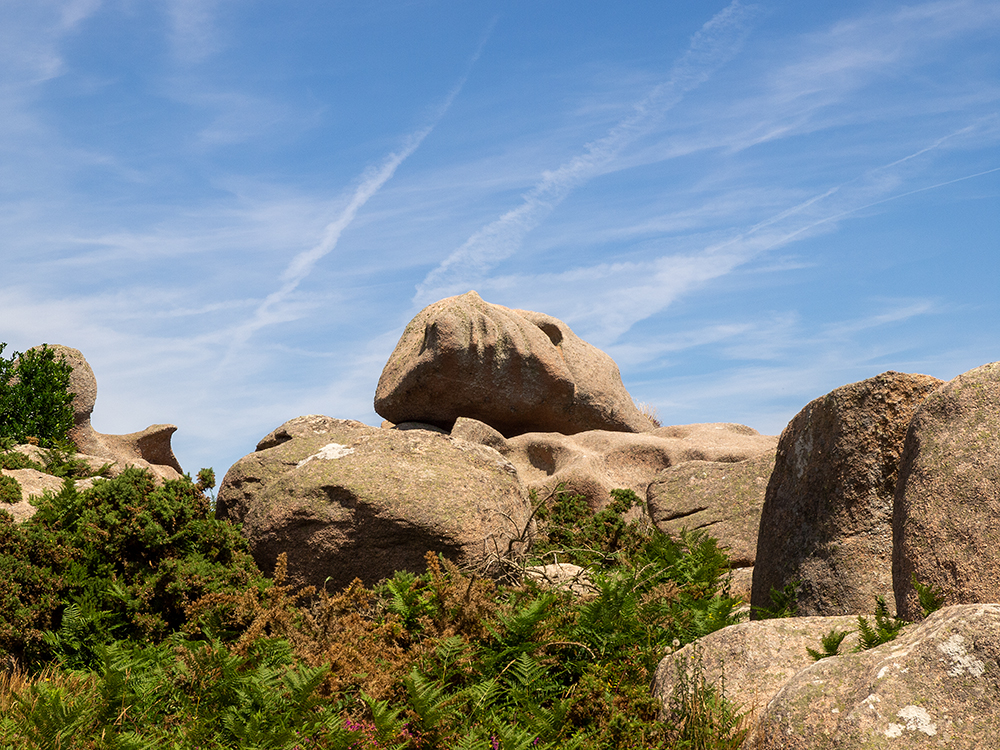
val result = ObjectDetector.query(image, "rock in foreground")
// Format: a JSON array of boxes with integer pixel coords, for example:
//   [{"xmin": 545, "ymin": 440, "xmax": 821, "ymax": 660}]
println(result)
[
  {"xmin": 753, "ymin": 604, "xmax": 1000, "ymax": 749},
  {"xmin": 654, "ymin": 613, "xmax": 862, "ymax": 732},
  {"xmin": 751, "ymin": 371, "xmax": 941, "ymax": 617},
  {"xmin": 894, "ymin": 362, "xmax": 1000, "ymax": 620},
  {"xmin": 216, "ymin": 415, "xmax": 533, "ymax": 590}
]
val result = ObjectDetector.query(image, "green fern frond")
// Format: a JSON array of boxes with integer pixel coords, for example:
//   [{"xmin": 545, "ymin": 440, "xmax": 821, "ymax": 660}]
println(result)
[
  {"xmin": 855, "ymin": 597, "xmax": 907, "ymax": 651},
  {"xmin": 404, "ymin": 666, "xmax": 458, "ymax": 736},
  {"xmin": 912, "ymin": 574, "xmax": 945, "ymax": 618},
  {"xmin": 807, "ymin": 628, "xmax": 851, "ymax": 661}
]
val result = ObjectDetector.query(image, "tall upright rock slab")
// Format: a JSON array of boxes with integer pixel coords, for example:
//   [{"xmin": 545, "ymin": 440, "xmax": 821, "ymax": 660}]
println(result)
[
  {"xmin": 752, "ymin": 372, "xmax": 942, "ymax": 617},
  {"xmin": 893, "ymin": 362, "xmax": 1000, "ymax": 620},
  {"xmin": 374, "ymin": 291, "xmax": 651, "ymax": 436}
]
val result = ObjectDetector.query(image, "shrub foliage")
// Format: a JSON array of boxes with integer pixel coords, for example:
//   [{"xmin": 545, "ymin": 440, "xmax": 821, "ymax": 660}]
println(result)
[
  {"xmin": 0, "ymin": 344, "xmax": 75, "ymax": 448},
  {"xmin": 0, "ymin": 471, "xmax": 749, "ymax": 748}
]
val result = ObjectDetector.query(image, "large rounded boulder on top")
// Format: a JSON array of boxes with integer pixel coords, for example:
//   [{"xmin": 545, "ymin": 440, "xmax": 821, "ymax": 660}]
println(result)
[
  {"xmin": 893, "ymin": 362, "xmax": 1000, "ymax": 620},
  {"xmin": 751, "ymin": 604, "xmax": 1000, "ymax": 749},
  {"xmin": 215, "ymin": 415, "xmax": 533, "ymax": 590},
  {"xmin": 647, "ymin": 449, "xmax": 776, "ymax": 567},
  {"xmin": 751, "ymin": 372, "xmax": 942, "ymax": 618},
  {"xmin": 374, "ymin": 291, "xmax": 651, "ymax": 436}
]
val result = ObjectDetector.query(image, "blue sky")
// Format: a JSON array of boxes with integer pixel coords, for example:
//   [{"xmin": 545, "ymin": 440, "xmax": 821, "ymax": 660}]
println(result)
[{"xmin": 2, "ymin": 0, "xmax": 998, "ymax": 478}]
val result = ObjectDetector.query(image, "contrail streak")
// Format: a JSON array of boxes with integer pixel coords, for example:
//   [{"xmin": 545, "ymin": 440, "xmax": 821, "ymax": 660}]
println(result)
[
  {"xmin": 219, "ymin": 23, "xmax": 495, "ymax": 366},
  {"xmin": 415, "ymin": 0, "xmax": 760, "ymax": 304}
]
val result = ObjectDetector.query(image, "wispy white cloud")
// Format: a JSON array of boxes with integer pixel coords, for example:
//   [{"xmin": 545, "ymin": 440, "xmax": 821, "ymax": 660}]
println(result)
[
  {"xmin": 165, "ymin": 0, "xmax": 222, "ymax": 65},
  {"xmin": 414, "ymin": 0, "xmax": 761, "ymax": 304},
  {"xmin": 469, "ymin": 125, "xmax": 998, "ymax": 347}
]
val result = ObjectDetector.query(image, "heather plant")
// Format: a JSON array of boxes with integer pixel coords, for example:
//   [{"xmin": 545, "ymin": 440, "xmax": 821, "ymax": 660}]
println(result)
[{"xmin": 0, "ymin": 344, "xmax": 75, "ymax": 449}]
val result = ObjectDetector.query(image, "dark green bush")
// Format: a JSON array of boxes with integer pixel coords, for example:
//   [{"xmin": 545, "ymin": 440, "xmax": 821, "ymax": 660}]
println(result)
[
  {"xmin": 0, "ymin": 344, "xmax": 75, "ymax": 448},
  {"xmin": 1, "ymin": 468, "xmax": 268, "ymax": 671},
  {"xmin": 0, "ymin": 475, "xmax": 21, "ymax": 504},
  {"xmin": 0, "ymin": 512, "xmax": 68, "ymax": 664}
]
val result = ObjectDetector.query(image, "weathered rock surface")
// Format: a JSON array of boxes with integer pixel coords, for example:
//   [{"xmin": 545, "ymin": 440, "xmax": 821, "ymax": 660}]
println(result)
[
  {"xmin": 29, "ymin": 345, "xmax": 183, "ymax": 483},
  {"xmin": 0, "ymin": 468, "xmax": 98, "ymax": 523},
  {"xmin": 893, "ymin": 362, "xmax": 1000, "ymax": 620},
  {"xmin": 654, "ymin": 614, "xmax": 862, "ymax": 730},
  {"xmin": 752, "ymin": 604, "xmax": 1000, "ymax": 749},
  {"xmin": 374, "ymin": 291, "xmax": 651, "ymax": 436},
  {"xmin": 752, "ymin": 372, "xmax": 942, "ymax": 618},
  {"xmin": 454, "ymin": 417, "xmax": 776, "ymax": 515},
  {"xmin": 216, "ymin": 415, "xmax": 533, "ymax": 590},
  {"xmin": 647, "ymin": 451, "xmax": 776, "ymax": 567}
]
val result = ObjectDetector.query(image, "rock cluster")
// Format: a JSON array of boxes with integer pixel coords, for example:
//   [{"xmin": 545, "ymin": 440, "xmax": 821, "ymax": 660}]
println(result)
[
  {"xmin": 1, "ymin": 346, "xmax": 184, "ymax": 522},
  {"xmin": 221, "ymin": 292, "xmax": 779, "ymax": 589},
  {"xmin": 655, "ymin": 604, "xmax": 1000, "ymax": 749},
  {"xmin": 10, "ymin": 295, "xmax": 1000, "ymax": 747},
  {"xmin": 32, "ymin": 345, "xmax": 183, "ymax": 483}
]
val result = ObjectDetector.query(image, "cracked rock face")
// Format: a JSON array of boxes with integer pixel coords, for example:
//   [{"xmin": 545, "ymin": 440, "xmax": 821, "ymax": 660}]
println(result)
[
  {"xmin": 751, "ymin": 371, "xmax": 942, "ymax": 618},
  {"xmin": 893, "ymin": 361, "xmax": 1000, "ymax": 620},
  {"xmin": 216, "ymin": 415, "xmax": 533, "ymax": 590},
  {"xmin": 647, "ymin": 450, "xmax": 775, "ymax": 567}
]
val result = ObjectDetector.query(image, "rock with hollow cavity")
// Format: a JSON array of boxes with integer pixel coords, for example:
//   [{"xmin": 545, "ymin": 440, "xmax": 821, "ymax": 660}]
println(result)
[
  {"xmin": 25, "ymin": 345, "xmax": 183, "ymax": 482},
  {"xmin": 215, "ymin": 415, "xmax": 533, "ymax": 590},
  {"xmin": 456, "ymin": 419, "xmax": 775, "ymax": 519},
  {"xmin": 374, "ymin": 291, "xmax": 652, "ymax": 436}
]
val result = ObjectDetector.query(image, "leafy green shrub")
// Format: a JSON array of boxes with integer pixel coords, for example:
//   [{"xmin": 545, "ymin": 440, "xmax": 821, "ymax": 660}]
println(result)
[
  {"xmin": 1, "ymin": 484, "xmax": 751, "ymax": 747},
  {"xmin": 39, "ymin": 443, "xmax": 112, "ymax": 480},
  {"xmin": 0, "ymin": 475, "xmax": 21, "ymax": 504},
  {"xmin": 0, "ymin": 513, "xmax": 68, "ymax": 665},
  {"xmin": 0, "ymin": 344, "xmax": 75, "ymax": 449},
  {"xmin": 1, "ymin": 469, "xmax": 268, "ymax": 670},
  {"xmin": 2, "ymin": 637, "xmax": 357, "ymax": 749},
  {"xmin": 0, "ymin": 448, "xmax": 43, "ymax": 472}
]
